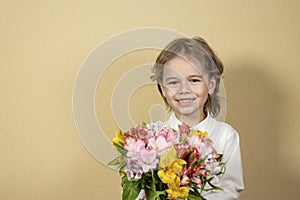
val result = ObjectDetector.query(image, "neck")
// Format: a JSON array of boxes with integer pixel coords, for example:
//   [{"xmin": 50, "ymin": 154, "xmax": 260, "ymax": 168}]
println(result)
[{"xmin": 175, "ymin": 111, "xmax": 206, "ymax": 127}]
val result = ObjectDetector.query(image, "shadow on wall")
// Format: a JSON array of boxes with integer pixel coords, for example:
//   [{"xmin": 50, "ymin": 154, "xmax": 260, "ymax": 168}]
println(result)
[{"xmin": 225, "ymin": 59, "xmax": 299, "ymax": 200}]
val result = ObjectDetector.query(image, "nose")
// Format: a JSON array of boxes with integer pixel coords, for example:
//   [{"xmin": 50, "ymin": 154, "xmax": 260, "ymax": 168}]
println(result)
[{"xmin": 179, "ymin": 80, "xmax": 191, "ymax": 94}]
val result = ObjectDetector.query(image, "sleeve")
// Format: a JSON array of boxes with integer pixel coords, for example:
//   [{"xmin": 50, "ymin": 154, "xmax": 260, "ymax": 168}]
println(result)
[{"xmin": 202, "ymin": 128, "xmax": 244, "ymax": 200}]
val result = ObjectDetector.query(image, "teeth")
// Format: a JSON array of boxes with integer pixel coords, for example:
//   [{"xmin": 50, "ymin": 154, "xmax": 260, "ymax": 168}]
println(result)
[{"xmin": 178, "ymin": 99, "xmax": 194, "ymax": 103}]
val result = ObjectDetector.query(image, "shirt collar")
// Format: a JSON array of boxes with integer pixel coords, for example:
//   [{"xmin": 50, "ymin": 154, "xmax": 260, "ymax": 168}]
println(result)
[{"xmin": 165, "ymin": 112, "xmax": 211, "ymax": 131}]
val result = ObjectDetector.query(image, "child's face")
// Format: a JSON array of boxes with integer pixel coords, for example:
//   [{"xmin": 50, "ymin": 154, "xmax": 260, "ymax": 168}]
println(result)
[{"xmin": 161, "ymin": 57, "xmax": 215, "ymax": 121}]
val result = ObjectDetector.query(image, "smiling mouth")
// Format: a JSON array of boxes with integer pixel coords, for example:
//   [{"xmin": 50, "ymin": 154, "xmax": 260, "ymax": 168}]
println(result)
[{"xmin": 176, "ymin": 98, "xmax": 196, "ymax": 105}]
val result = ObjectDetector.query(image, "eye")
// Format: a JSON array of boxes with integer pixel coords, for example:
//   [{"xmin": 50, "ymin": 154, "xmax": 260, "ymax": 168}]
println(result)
[
  {"xmin": 190, "ymin": 79, "xmax": 200, "ymax": 82},
  {"xmin": 164, "ymin": 78, "xmax": 181, "ymax": 87},
  {"xmin": 167, "ymin": 80, "xmax": 180, "ymax": 85},
  {"xmin": 189, "ymin": 78, "xmax": 202, "ymax": 84}
]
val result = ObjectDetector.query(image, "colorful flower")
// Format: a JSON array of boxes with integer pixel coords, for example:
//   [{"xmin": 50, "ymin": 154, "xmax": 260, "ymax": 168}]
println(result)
[
  {"xmin": 109, "ymin": 122, "xmax": 224, "ymax": 200},
  {"xmin": 165, "ymin": 176, "xmax": 189, "ymax": 200},
  {"xmin": 112, "ymin": 130, "xmax": 125, "ymax": 146}
]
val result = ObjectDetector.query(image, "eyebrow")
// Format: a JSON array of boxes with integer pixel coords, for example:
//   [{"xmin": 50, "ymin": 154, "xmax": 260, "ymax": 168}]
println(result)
[
  {"xmin": 164, "ymin": 77, "xmax": 178, "ymax": 81},
  {"xmin": 188, "ymin": 75, "xmax": 204, "ymax": 79},
  {"xmin": 164, "ymin": 75, "xmax": 203, "ymax": 81}
]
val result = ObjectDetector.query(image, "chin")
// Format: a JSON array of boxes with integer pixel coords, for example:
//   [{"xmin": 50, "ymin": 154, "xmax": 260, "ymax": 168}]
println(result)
[{"xmin": 176, "ymin": 108, "xmax": 199, "ymax": 116}]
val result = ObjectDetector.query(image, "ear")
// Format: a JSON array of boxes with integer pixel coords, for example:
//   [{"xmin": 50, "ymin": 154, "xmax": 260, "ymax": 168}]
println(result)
[{"xmin": 208, "ymin": 78, "xmax": 216, "ymax": 95}]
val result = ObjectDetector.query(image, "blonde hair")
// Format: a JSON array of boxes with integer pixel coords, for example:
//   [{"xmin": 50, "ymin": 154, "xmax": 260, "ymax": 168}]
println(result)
[{"xmin": 151, "ymin": 37, "xmax": 224, "ymax": 117}]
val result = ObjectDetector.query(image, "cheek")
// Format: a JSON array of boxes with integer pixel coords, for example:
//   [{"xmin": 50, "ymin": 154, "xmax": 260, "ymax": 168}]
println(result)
[
  {"xmin": 192, "ymin": 85, "xmax": 209, "ymax": 97},
  {"xmin": 162, "ymin": 85, "xmax": 176, "ymax": 97},
  {"xmin": 163, "ymin": 88, "xmax": 176, "ymax": 100}
]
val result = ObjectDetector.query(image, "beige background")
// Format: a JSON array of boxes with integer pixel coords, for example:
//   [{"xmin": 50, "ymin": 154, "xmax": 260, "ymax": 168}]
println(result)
[{"xmin": 1, "ymin": 0, "xmax": 300, "ymax": 199}]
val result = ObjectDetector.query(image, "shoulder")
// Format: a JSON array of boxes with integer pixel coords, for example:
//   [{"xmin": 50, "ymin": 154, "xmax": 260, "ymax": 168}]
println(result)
[
  {"xmin": 209, "ymin": 118, "xmax": 239, "ymax": 138},
  {"xmin": 206, "ymin": 118, "xmax": 241, "ymax": 152}
]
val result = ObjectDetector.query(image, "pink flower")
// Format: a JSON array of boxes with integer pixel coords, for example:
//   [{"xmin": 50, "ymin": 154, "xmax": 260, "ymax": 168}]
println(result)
[
  {"xmin": 179, "ymin": 123, "xmax": 190, "ymax": 135},
  {"xmin": 148, "ymin": 135, "xmax": 172, "ymax": 155},
  {"xmin": 180, "ymin": 174, "xmax": 190, "ymax": 186},
  {"xmin": 125, "ymin": 139, "xmax": 145, "ymax": 157},
  {"xmin": 124, "ymin": 138, "xmax": 159, "ymax": 178},
  {"xmin": 191, "ymin": 176, "xmax": 202, "ymax": 185},
  {"xmin": 124, "ymin": 135, "xmax": 137, "ymax": 147},
  {"xmin": 146, "ymin": 121, "xmax": 164, "ymax": 134},
  {"xmin": 165, "ymin": 129, "xmax": 180, "ymax": 143},
  {"xmin": 139, "ymin": 149, "xmax": 158, "ymax": 172},
  {"xmin": 187, "ymin": 135, "xmax": 202, "ymax": 148},
  {"xmin": 125, "ymin": 159, "xmax": 142, "ymax": 179}
]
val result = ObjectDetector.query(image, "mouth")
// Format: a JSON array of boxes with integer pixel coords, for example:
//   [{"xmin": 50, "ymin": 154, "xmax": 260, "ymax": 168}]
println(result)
[{"xmin": 176, "ymin": 98, "xmax": 196, "ymax": 106}]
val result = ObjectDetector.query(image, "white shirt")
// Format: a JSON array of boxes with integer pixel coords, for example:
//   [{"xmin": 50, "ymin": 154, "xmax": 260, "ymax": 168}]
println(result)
[{"xmin": 165, "ymin": 113, "xmax": 244, "ymax": 200}]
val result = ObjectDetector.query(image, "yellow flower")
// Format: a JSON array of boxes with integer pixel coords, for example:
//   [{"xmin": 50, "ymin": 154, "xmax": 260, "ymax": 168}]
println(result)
[
  {"xmin": 158, "ymin": 147, "xmax": 186, "ymax": 182},
  {"xmin": 158, "ymin": 148, "xmax": 188, "ymax": 199},
  {"xmin": 158, "ymin": 168, "xmax": 177, "ymax": 184},
  {"xmin": 167, "ymin": 186, "xmax": 189, "ymax": 200},
  {"xmin": 158, "ymin": 158, "xmax": 186, "ymax": 184},
  {"xmin": 159, "ymin": 146, "xmax": 177, "ymax": 168},
  {"xmin": 170, "ymin": 159, "xmax": 186, "ymax": 174},
  {"xmin": 166, "ymin": 176, "xmax": 189, "ymax": 200},
  {"xmin": 112, "ymin": 130, "xmax": 125, "ymax": 146},
  {"xmin": 190, "ymin": 130, "xmax": 207, "ymax": 137}
]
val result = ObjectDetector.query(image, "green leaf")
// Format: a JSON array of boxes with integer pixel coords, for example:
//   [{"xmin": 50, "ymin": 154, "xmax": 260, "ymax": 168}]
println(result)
[
  {"xmin": 188, "ymin": 193, "xmax": 207, "ymax": 200},
  {"xmin": 107, "ymin": 158, "xmax": 120, "ymax": 166},
  {"xmin": 199, "ymin": 176, "xmax": 206, "ymax": 192},
  {"xmin": 113, "ymin": 143, "xmax": 127, "ymax": 156},
  {"xmin": 187, "ymin": 185, "xmax": 207, "ymax": 200},
  {"xmin": 112, "ymin": 143, "xmax": 126, "ymax": 153},
  {"xmin": 206, "ymin": 181, "xmax": 223, "ymax": 191},
  {"xmin": 143, "ymin": 170, "xmax": 167, "ymax": 200},
  {"xmin": 118, "ymin": 161, "xmax": 126, "ymax": 171},
  {"xmin": 121, "ymin": 175, "xmax": 127, "ymax": 187},
  {"xmin": 107, "ymin": 155, "xmax": 123, "ymax": 166},
  {"xmin": 190, "ymin": 195, "xmax": 207, "ymax": 200},
  {"xmin": 122, "ymin": 178, "xmax": 141, "ymax": 200},
  {"xmin": 141, "ymin": 121, "xmax": 147, "ymax": 127},
  {"xmin": 145, "ymin": 188, "xmax": 165, "ymax": 200}
]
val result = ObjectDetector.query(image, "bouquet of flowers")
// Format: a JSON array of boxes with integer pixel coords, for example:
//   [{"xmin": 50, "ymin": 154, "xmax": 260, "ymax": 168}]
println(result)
[{"xmin": 108, "ymin": 121, "xmax": 224, "ymax": 200}]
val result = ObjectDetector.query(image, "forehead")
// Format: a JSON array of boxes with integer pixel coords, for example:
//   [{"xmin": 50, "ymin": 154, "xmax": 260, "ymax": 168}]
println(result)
[{"xmin": 163, "ymin": 57, "xmax": 206, "ymax": 78}]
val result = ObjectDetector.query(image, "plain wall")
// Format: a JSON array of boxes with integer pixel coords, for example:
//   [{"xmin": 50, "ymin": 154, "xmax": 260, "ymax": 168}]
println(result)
[{"xmin": 1, "ymin": 0, "xmax": 300, "ymax": 199}]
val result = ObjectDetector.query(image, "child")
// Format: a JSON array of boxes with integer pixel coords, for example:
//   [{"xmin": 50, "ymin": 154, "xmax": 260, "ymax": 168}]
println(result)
[{"xmin": 148, "ymin": 37, "xmax": 244, "ymax": 199}]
